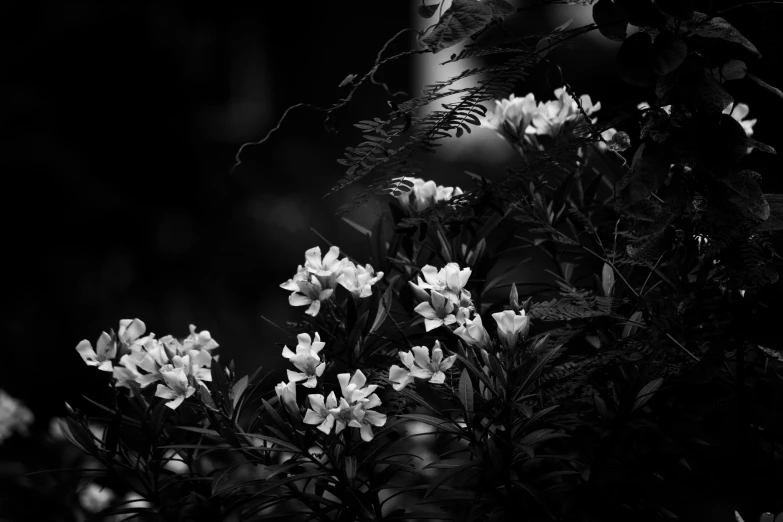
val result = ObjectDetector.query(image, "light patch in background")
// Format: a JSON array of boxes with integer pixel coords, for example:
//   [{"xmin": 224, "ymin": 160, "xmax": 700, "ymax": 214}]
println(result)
[
  {"xmin": 412, "ymin": 0, "xmax": 500, "ymax": 162},
  {"xmin": 246, "ymin": 194, "xmax": 310, "ymax": 242},
  {"xmin": 197, "ymin": 24, "xmax": 270, "ymax": 143},
  {"xmin": 157, "ymin": 213, "xmax": 194, "ymax": 255}
]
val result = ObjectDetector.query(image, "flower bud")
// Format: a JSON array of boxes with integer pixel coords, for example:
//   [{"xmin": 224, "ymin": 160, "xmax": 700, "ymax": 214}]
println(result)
[
  {"xmin": 275, "ymin": 381, "xmax": 301, "ymax": 421},
  {"xmin": 454, "ymin": 315, "xmax": 491, "ymax": 350},
  {"xmin": 492, "ymin": 310, "xmax": 531, "ymax": 350}
]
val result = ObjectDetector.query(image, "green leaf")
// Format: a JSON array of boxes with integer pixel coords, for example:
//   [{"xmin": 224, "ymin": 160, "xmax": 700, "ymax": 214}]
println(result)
[
  {"xmin": 415, "ymin": 378, "xmax": 456, "ymax": 413},
  {"xmin": 422, "ymin": 461, "xmax": 480, "ymax": 499},
  {"xmin": 513, "ymin": 344, "xmax": 563, "ymax": 401},
  {"xmin": 418, "ymin": 0, "xmax": 495, "ymax": 54},
  {"xmin": 396, "ymin": 414, "xmax": 465, "ymax": 435},
  {"xmin": 757, "ymin": 194, "xmax": 783, "ymax": 232},
  {"xmin": 210, "ymin": 358, "xmax": 232, "ymax": 417},
  {"xmin": 724, "ymin": 170, "xmax": 770, "ymax": 221},
  {"xmin": 615, "ymin": 142, "xmax": 669, "ymax": 209},
  {"xmin": 231, "ymin": 375, "xmax": 249, "ymax": 412},
  {"xmin": 690, "ymin": 13, "xmax": 761, "ymax": 59},
  {"xmin": 632, "ymin": 377, "xmax": 663, "ymax": 411},
  {"xmin": 652, "ymin": 32, "xmax": 687, "ymax": 75},
  {"xmin": 344, "ymin": 455, "xmax": 357, "ymax": 481},
  {"xmin": 711, "ymin": 59, "xmax": 747, "ymax": 83},
  {"xmin": 601, "ymin": 262, "xmax": 615, "ymax": 297},
  {"xmin": 369, "ymin": 285, "xmax": 392, "ymax": 335},
  {"xmin": 593, "ymin": 0, "xmax": 628, "ymax": 42},
  {"xmin": 418, "ymin": 3, "xmax": 440, "ymax": 18},
  {"xmin": 520, "ymin": 428, "xmax": 570, "ymax": 445},
  {"xmin": 621, "ymin": 310, "xmax": 644, "ymax": 339},
  {"xmin": 617, "ymin": 32, "xmax": 654, "ymax": 87},
  {"xmin": 458, "ymin": 369, "xmax": 474, "ymax": 422}
]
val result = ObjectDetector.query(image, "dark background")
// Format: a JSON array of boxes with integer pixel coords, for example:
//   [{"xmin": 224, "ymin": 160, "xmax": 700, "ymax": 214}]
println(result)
[{"xmin": 2, "ymin": 1, "xmax": 781, "ymax": 427}]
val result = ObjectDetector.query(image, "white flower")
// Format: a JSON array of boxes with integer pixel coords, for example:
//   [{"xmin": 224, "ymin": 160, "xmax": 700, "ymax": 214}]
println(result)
[
  {"xmin": 393, "ymin": 177, "xmax": 463, "ymax": 213},
  {"xmin": 117, "ymin": 318, "xmax": 146, "ymax": 347},
  {"xmin": 454, "ymin": 314, "xmax": 492, "ymax": 350},
  {"xmin": 389, "ymin": 340, "xmax": 456, "ymax": 390},
  {"xmin": 154, "ymin": 366, "xmax": 196, "ymax": 410},
  {"xmin": 337, "ymin": 262, "xmax": 384, "ymax": 298},
  {"xmin": 327, "ymin": 389, "xmax": 386, "ymax": 441},
  {"xmin": 303, "ymin": 392, "xmax": 338, "ymax": 434},
  {"xmin": 410, "ymin": 341, "xmax": 457, "ymax": 384},
  {"xmin": 0, "ymin": 390, "xmax": 34, "ymax": 443},
  {"xmin": 351, "ymin": 393, "xmax": 387, "ymax": 442},
  {"xmin": 480, "ymin": 93, "xmax": 539, "ymax": 142},
  {"xmin": 416, "ymin": 263, "xmax": 472, "ymax": 306},
  {"xmin": 182, "ymin": 324, "xmax": 219, "ymax": 351},
  {"xmin": 304, "ymin": 246, "xmax": 346, "ymax": 288},
  {"xmin": 327, "ymin": 397, "xmax": 363, "ymax": 435},
  {"xmin": 492, "ymin": 309, "xmax": 531, "ymax": 350},
  {"xmin": 530, "ymin": 87, "xmax": 601, "ymax": 138},
  {"xmin": 337, "ymin": 370, "xmax": 378, "ymax": 404},
  {"xmin": 275, "ymin": 381, "xmax": 300, "ymax": 418},
  {"xmin": 282, "ymin": 333, "xmax": 326, "ymax": 388},
  {"xmin": 414, "ymin": 290, "xmax": 460, "ymax": 332},
  {"xmin": 76, "ymin": 332, "xmax": 117, "ymax": 372},
  {"xmin": 723, "ymin": 102, "xmax": 757, "ymax": 137},
  {"xmin": 388, "ymin": 350, "xmax": 420, "ymax": 391},
  {"xmin": 281, "ymin": 272, "xmax": 334, "ymax": 317}
]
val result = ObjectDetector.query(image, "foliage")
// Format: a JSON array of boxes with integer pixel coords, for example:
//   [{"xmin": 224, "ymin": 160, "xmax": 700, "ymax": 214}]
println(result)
[{"xmin": 45, "ymin": 1, "xmax": 783, "ymax": 521}]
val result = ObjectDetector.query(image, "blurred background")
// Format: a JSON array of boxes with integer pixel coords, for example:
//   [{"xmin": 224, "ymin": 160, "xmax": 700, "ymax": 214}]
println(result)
[{"xmin": 2, "ymin": 0, "xmax": 782, "ymax": 431}]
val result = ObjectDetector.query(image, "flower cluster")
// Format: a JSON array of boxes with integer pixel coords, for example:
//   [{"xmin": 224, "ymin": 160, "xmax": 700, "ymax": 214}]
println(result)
[
  {"xmin": 281, "ymin": 246, "xmax": 383, "ymax": 317},
  {"xmin": 303, "ymin": 370, "xmax": 386, "ymax": 441},
  {"xmin": 76, "ymin": 321, "xmax": 218, "ymax": 410},
  {"xmin": 273, "ymin": 331, "xmax": 387, "ymax": 441},
  {"xmin": 409, "ymin": 262, "xmax": 475, "ymax": 331},
  {"xmin": 0, "ymin": 389, "xmax": 34, "ymax": 444},
  {"xmin": 392, "ymin": 177, "xmax": 464, "ymax": 213},
  {"xmin": 481, "ymin": 87, "xmax": 602, "ymax": 145},
  {"xmin": 388, "ymin": 341, "xmax": 457, "ymax": 391}
]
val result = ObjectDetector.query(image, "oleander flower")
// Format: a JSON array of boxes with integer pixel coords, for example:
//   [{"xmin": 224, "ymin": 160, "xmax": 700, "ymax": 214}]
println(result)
[
  {"xmin": 529, "ymin": 87, "xmax": 601, "ymax": 138},
  {"xmin": 303, "ymin": 392, "xmax": 338, "ymax": 434},
  {"xmin": 76, "ymin": 332, "xmax": 117, "ymax": 372},
  {"xmin": 480, "ymin": 93, "xmax": 539, "ymax": 143},
  {"xmin": 393, "ymin": 177, "xmax": 463, "ymax": 213},
  {"xmin": 454, "ymin": 314, "xmax": 492, "ymax": 350},
  {"xmin": 337, "ymin": 262, "xmax": 384, "ymax": 298},
  {"xmin": 182, "ymin": 324, "xmax": 219, "ymax": 351},
  {"xmin": 351, "ymin": 393, "xmax": 387, "ymax": 442},
  {"xmin": 281, "ymin": 270, "xmax": 334, "ymax": 317},
  {"xmin": 328, "ymin": 397, "xmax": 363, "ymax": 435},
  {"xmin": 414, "ymin": 290, "xmax": 461, "ymax": 332},
  {"xmin": 0, "ymin": 390, "xmax": 34, "ymax": 444},
  {"xmin": 492, "ymin": 309, "xmax": 531, "ymax": 350},
  {"xmin": 154, "ymin": 366, "xmax": 196, "ymax": 410},
  {"xmin": 723, "ymin": 102, "xmax": 757, "ymax": 136},
  {"xmin": 389, "ymin": 340, "xmax": 456, "ymax": 390},
  {"xmin": 411, "ymin": 341, "xmax": 457, "ymax": 384},
  {"xmin": 282, "ymin": 333, "xmax": 326, "ymax": 388},
  {"xmin": 275, "ymin": 381, "xmax": 300, "ymax": 418},
  {"xmin": 337, "ymin": 370, "xmax": 378, "ymax": 404},
  {"xmin": 117, "ymin": 318, "xmax": 146, "ymax": 347},
  {"xmin": 415, "ymin": 263, "xmax": 472, "ymax": 306}
]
